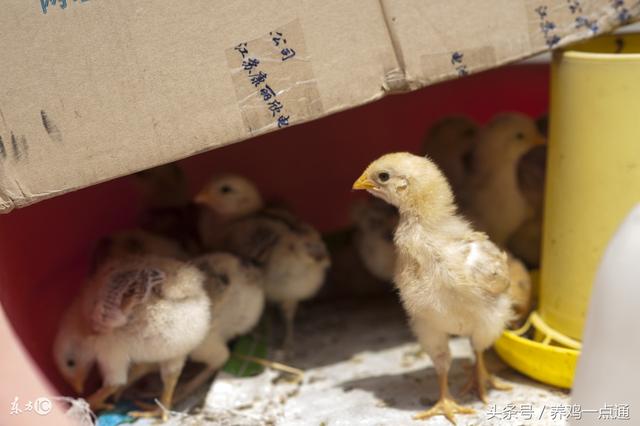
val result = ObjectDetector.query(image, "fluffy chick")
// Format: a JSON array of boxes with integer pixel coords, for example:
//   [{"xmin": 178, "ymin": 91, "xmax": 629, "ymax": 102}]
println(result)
[
  {"xmin": 351, "ymin": 197, "xmax": 398, "ymax": 282},
  {"xmin": 53, "ymin": 255, "xmax": 210, "ymax": 418},
  {"xmin": 353, "ymin": 152, "xmax": 512, "ymax": 423},
  {"xmin": 195, "ymin": 174, "xmax": 264, "ymax": 250},
  {"xmin": 507, "ymin": 144, "xmax": 547, "ymax": 268},
  {"xmin": 177, "ymin": 252, "xmax": 265, "ymax": 397},
  {"xmin": 506, "ymin": 254, "xmax": 532, "ymax": 327},
  {"xmin": 421, "ymin": 116, "xmax": 479, "ymax": 206},
  {"xmin": 465, "ymin": 113, "xmax": 545, "ymax": 247},
  {"xmin": 195, "ymin": 175, "xmax": 330, "ymax": 350}
]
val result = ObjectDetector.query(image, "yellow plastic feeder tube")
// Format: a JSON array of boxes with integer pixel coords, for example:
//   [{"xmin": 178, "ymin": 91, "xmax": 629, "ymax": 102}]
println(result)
[{"xmin": 495, "ymin": 33, "xmax": 640, "ymax": 389}]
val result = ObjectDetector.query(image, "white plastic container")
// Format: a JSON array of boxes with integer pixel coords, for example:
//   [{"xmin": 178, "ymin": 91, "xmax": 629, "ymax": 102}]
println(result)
[{"xmin": 571, "ymin": 204, "xmax": 640, "ymax": 424}]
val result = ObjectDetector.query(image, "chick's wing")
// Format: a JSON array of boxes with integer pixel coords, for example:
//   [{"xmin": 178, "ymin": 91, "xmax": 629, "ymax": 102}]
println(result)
[
  {"xmin": 90, "ymin": 267, "xmax": 165, "ymax": 333},
  {"xmin": 224, "ymin": 217, "xmax": 282, "ymax": 266},
  {"xmin": 461, "ymin": 233, "xmax": 510, "ymax": 296}
]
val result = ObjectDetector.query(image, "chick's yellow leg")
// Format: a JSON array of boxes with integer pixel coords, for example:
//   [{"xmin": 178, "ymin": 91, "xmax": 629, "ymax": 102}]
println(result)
[
  {"xmin": 114, "ymin": 363, "xmax": 156, "ymax": 402},
  {"xmin": 129, "ymin": 357, "xmax": 185, "ymax": 422},
  {"xmin": 461, "ymin": 350, "xmax": 512, "ymax": 404},
  {"xmin": 173, "ymin": 365, "xmax": 217, "ymax": 404},
  {"xmin": 86, "ymin": 385, "xmax": 120, "ymax": 411},
  {"xmin": 414, "ymin": 373, "xmax": 475, "ymax": 424},
  {"xmin": 413, "ymin": 323, "xmax": 474, "ymax": 424},
  {"xmin": 281, "ymin": 299, "xmax": 298, "ymax": 352}
]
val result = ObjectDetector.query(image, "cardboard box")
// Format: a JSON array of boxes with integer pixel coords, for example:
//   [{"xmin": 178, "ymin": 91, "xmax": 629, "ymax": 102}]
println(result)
[{"xmin": 0, "ymin": 0, "xmax": 637, "ymax": 212}]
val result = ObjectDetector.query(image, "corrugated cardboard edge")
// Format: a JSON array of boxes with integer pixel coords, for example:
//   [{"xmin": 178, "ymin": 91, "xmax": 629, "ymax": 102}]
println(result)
[{"xmin": 0, "ymin": 1, "xmax": 638, "ymax": 213}]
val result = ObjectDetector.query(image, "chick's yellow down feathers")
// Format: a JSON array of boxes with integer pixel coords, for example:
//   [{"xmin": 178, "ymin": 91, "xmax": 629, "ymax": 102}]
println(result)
[{"xmin": 353, "ymin": 152, "xmax": 512, "ymax": 423}]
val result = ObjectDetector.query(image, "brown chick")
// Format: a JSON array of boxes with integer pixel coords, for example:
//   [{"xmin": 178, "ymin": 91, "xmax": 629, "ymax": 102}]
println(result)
[
  {"xmin": 134, "ymin": 163, "xmax": 189, "ymax": 209},
  {"xmin": 134, "ymin": 163, "xmax": 201, "ymax": 254},
  {"xmin": 507, "ymin": 144, "xmax": 547, "ymax": 268},
  {"xmin": 353, "ymin": 152, "xmax": 512, "ymax": 424},
  {"xmin": 53, "ymin": 255, "xmax": 210, "ymax": 420},
  {"xmin": 195, "ymin": 174, "xmax": 330, "ymax": 352},
  {"xmin": 465, "ymin": 113, "xmax": 545, "ymax": 247},
  {"xmin": 351, "ymin": 197, "xmax": 399, "ymax": 282},
  {"xmin": 421, "ymin": 116, "xmax": 479, "ymax": 207}
]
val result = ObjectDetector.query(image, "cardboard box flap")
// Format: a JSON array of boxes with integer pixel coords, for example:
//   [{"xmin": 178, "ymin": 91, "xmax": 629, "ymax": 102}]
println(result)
[
  {"xmin": 383, "ymin": 0, "xmax": 640, "ymax": 89},
  {"xmin": 0, "ymin": 0, "xmax": 637, "ymax": 213},
  {"xmin": 0, "ymin": 1, "xmax": 399, "ymax": 212}
]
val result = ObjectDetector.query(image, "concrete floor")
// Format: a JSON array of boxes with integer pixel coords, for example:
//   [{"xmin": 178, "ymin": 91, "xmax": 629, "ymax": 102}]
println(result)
[{"xmin": 190, "ymin": 298, "xmax": 571, "ymax": 426}]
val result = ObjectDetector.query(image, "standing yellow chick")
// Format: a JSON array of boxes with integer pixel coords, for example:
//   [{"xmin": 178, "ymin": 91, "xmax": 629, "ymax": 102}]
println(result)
[
  {"xmin": 353, "ymin": 152, "xmax": 512, "ymax": 423},
  {"xmin": 53, "ymin": 255, "xmax": 210, "ymax": 419},
  {"xmin": 465, "ymin": 113, "xmax": 545, "ymax": 247},
  {"xmin": 421, "ymin": 116, "xmax": 479, "ymax": 207}
]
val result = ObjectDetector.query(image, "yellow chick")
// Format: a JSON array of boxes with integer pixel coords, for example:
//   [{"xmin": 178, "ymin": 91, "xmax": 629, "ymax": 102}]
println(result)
[
  {"xmin": 507, "ymin": 144, "xmax": 547, "ymax": 268},
  {"xmin": 353, "ymin": 152, "xmax": 512, "ymax": 424},
  {"xmin": 178, "ymin": 252, "xmax": 265, "ymax": 397},
  {"xmin": 351, "ymin": 197, "xmax": 398, "ymax": 282},
  {"xmin": 53, "ymin": 255, "xmax": 210, "ymax": 419},
  {"xmin": 421, "ymin": 116, "xmax": 479, "ymax": 206},
  {"xmin": 465, "ymin": 113, "xmax": 545, "ymax": 247},
  {"xmin": 506, "ymin": 254, "xmax": 533, "ymax": 327},
  {"xmin": 195, "ymin": 175, "xmax": 330, "ymax": 351}
]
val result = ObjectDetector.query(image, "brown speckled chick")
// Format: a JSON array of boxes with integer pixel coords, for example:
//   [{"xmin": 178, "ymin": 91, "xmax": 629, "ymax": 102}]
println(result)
[
  {"xmin": 353, "ymin": 152, "xmax": 512, "ymax": 424},
  {"xmin": 53, "ymin": 255, "xmax": 210, "ymax": 420},
  {"xmin": 195, "ymin": 174, "xmax": 330, "ymax": 351}
]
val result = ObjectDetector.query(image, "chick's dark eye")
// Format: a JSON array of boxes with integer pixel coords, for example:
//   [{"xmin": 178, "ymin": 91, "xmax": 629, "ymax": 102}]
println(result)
[
  {"xmin": 66, "ymin": 359, "xmax": 76, "ymax": 369},
  {"xmin": 218, "ymin": 273, "xmax": 230, "ymax": 285},
  {"xmin": 378, "ymin": 172, "xmax": 390, "ymax": 182},
  {"xmin": 220, "ymin": 185, "xmax": 232, "ymax": 194},
  {"xmin": 515, "ymin": 132, "xmax": 525, "ymax": 140}
]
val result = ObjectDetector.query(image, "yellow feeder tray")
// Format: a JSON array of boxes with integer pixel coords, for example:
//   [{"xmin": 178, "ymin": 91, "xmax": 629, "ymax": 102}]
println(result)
[{"xmin": 494, "ymin": 311, "xmax": 580, "ymax": 389}]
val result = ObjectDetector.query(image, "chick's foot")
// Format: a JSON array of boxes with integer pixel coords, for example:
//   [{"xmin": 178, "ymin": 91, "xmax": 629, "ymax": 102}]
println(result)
[
  {"xmin": 461, "ymin": 351, "xmax": 512, "ymax": 403},
  {"xmin": 128, "ymin": 408, "xmax": 170, "ymax": 422},
  {"xmin": 414, "ymin": 396, "xmax": 475, "ymax": 424}
]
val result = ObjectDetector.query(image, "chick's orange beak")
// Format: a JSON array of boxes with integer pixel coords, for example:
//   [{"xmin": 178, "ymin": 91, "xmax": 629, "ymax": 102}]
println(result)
[
  {"xmin": 352, "ymin": 173, "xmax": 376, "ymax": 191},
  {"xmin": 70, "ymin": 369, "xmax": 88, "ymax": 394},
  {"xmin": 194, "ymin": 191, "xmax": 210, "ymax": 205}
]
